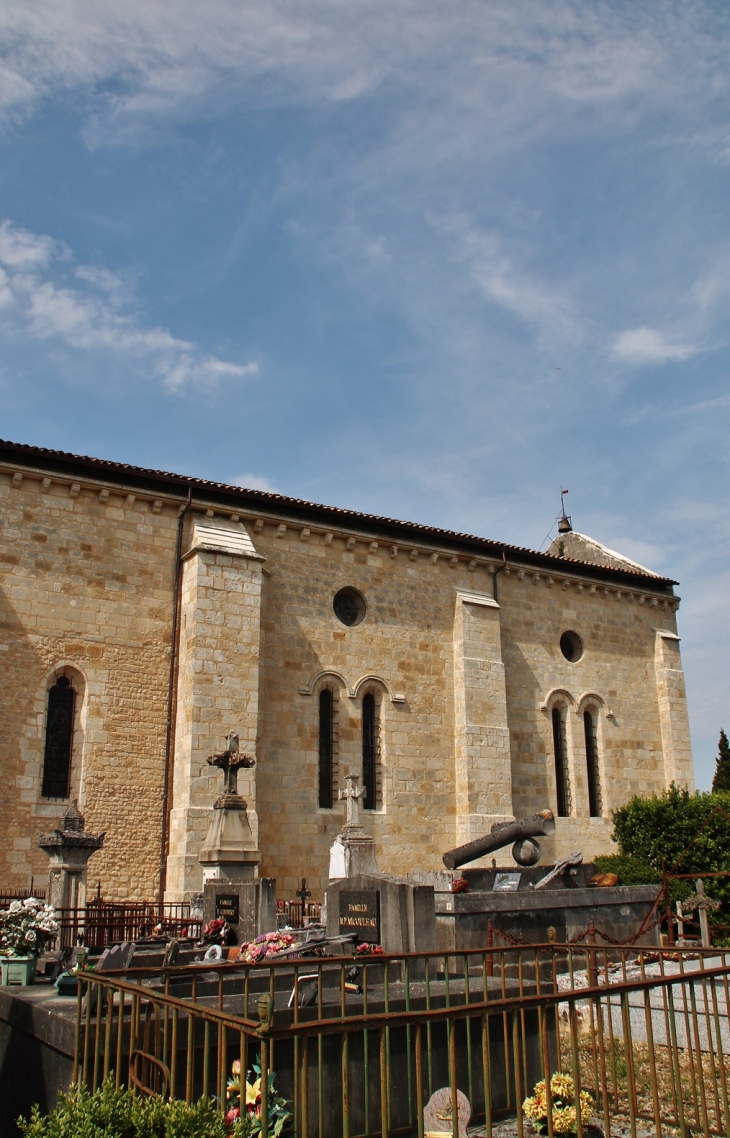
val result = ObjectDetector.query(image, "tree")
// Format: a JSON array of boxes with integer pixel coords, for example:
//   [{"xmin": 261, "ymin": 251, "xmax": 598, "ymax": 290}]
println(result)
[{"xmin": 712, "ymin": 729, "xmax": 730, "ymax": 793}]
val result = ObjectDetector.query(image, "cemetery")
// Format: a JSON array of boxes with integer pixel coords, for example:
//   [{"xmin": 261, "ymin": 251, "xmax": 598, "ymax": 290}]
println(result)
[{"xmin": 2, "ymin": 747, "xmax": 730, "ymax": 1138}]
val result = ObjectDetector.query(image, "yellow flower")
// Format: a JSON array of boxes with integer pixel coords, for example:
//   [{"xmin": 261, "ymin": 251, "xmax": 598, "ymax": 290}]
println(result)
[
  {"xmin": 579, "ymin": 1090, "xmax": 595, "ymax": 1123},
  {"xmin": 522, "ymin": 1096, "xmax": 542, "ymax": 1120},
  {"xmin": 246, "ymin": 1078, "xmax": 262, "ymax": 1107},
  {"xmin": 552, "ymin": 1104, "xmax": 577, "ymax": 1133},
  {"xmin": 550, "ymin": 1072, "xmax": 575, "ymax": 1100}
]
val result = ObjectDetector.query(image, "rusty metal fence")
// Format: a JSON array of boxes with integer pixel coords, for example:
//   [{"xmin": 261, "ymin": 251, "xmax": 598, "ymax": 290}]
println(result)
[
  {"xmin": 73, "ymin": 942, "xmax": 730, "ymax": 1137},
  {"xmin": 53, "ymin": 900, "xmax": 202, "ymax": 949}
]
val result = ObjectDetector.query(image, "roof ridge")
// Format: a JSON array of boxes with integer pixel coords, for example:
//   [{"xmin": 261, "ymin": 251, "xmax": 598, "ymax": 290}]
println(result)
[{"xmin": 0, "ymin": 438, "xmax": 677, "ymax": 587}]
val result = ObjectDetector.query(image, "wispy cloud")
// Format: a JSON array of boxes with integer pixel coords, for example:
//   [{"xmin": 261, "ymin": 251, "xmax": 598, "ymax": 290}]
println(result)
[
  {"xmin": 234, "ymin": 472, "xmax": 280, "ymax": 493},
  {"xmin": 0, "ymin": 221, "xmax": 258, "ymax": 391},
  {"xmin": 612, "ymin": 326, "xmax": 701, "ymax": 365}
]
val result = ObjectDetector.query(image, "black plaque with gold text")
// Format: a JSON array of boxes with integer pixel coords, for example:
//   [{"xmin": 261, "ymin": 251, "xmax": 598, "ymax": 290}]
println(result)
[
  {"xmin": 338, "ymin": 890, "xmax": 380, "ymax": 943},
  {"xmin": 215, "ymin": 894, "xmax": 240, "ymax": 924}
]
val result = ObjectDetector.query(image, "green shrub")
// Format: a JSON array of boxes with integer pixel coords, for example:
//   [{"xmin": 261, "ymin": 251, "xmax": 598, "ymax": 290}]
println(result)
[
  {"xmin": 609, "ymin": 785, "xmax": 730, "ymax": 924},
  {"xmin": 19, "ymin": 1075, "xmax": 252, "ymax": 1138}
]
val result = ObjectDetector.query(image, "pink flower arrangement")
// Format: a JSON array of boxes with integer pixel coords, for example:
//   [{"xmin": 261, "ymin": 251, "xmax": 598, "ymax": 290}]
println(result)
[
  {"xmin": 355, "ymin": 942, "xmax": 384, "ymax": 956},
  {"xmin": 236, "ymin": 932, "xmax": 295, "ymax": 965}
]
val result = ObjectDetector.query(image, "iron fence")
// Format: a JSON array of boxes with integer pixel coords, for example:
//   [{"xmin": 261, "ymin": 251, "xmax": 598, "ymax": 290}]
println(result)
[
  {"xmin": 277, "ymin": 900, "xmax": 323, "ymax": 930},
  {"xmin": 53, "ymin": 900, "xmax": 202, "ymax": 949},
  {"xmin": 74, "ymin": 942, "xmax": 730, "ymax": 1137}
]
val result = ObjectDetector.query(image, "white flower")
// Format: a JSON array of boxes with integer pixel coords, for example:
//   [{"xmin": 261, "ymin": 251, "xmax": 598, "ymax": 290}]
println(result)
[
  {"xmin": 9, "ymin": 901, "xmax": 22, "ymax": 914},
  {"xmin": 25, "ymin": 930, "xmax": 36, "ymax": 943}
]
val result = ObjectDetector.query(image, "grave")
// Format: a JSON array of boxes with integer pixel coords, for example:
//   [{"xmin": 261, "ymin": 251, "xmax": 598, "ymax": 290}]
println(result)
[
  {"xmin": 325, "ymin": 872, "xmax": 436, "ymax": 954},
  {"xmin": 198, "ymin": 734, "xmax": 276, "ymax": 942},
  {"xmin": 328, "ymin": 774, "xmax": 378, "ymax": 879},
  {"xmin": 415, "ymin": 811, "xmax": 660, "ymax": 949}
]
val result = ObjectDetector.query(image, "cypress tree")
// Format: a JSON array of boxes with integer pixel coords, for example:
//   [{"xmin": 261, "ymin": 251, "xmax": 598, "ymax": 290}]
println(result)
[{"xmin": 712, "ymin": 729, "xmax": 730, "ymax": 793}]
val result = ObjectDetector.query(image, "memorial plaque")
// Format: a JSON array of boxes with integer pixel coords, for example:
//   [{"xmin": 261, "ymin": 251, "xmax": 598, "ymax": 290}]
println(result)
[
  {"xmin": 338, "ymin": 889, "xmax": 380, "ymax": 943},
  {"xmin": 215, "ymin": 894, "xmax": 240, "ymax": 924},
  {"xmin": 492, "ymin": 872, "xmax": 521, "ymax": 893}
]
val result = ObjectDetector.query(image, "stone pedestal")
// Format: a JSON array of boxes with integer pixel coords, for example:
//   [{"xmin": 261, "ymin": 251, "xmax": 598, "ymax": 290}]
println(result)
[
  {"xmin": 37, "ymin": 803, "xmax": 105, "ymax": 912},
  {"xmin": 202, "ymin": 879, "xmax": 277, "ymax": 943},
  {"xmin": 328, "ymin": 828, "xmax": 378, "ymax": 880},
  {"xmin": 326, "ymin": 873, "xmax": 436, "ymax": 954},
  {"xmin": 329, "ymin": 774, "xmax": 378, "ymax": 880}
]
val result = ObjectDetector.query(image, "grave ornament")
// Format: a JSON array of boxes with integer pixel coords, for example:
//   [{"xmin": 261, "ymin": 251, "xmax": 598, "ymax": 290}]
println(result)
[
  {"xmin": 38, "ymin": 802, "xmax": 105, "ymax": 911},
  {"xmin": 329, "ymin": 775, "xmax": 378, "ymax": 879},
  {"xmin": 442, "ymin": 809, "xmax": 555, "ymax": 870},
  {"xmin": 199, "ymin": 732, "xmax": 261, "ymax": 882}
]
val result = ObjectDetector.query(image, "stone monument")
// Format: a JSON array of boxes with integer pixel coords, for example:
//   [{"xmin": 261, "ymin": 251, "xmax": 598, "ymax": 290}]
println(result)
[
  {"xmin": 38, "ymin": 802, "xmax": 105, "ymax": 911},
  {"xmin": 328, "ymin": 775, "xmax": 378, "ymax": 880},
  {"xmin": 198, "ymin": 732, "xmax": 260, "ymax": 882},
  {"xmin": 199, "ymin": 733, "xmax": 275, "ymax": 942}
]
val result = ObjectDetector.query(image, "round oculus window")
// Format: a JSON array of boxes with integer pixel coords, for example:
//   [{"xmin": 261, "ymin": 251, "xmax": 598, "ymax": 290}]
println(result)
[
  {"xmin": 560, "ymin": 630, "xmax": 583, "ymax": 663},
  {"xmin": 333, "ymin": 587, "xmax": 366, "ymax": 627}
]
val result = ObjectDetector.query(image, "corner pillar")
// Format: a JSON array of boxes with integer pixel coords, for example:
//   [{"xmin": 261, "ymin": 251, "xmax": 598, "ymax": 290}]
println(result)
[{"xmin": 654, "ymin": 628, "xmax": 694, "ymax": 790}]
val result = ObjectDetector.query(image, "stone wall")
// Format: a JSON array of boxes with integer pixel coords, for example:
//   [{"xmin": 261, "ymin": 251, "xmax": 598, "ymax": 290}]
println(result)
[{"xmin": 0, "ymin": 456, "xmax": 693, "ymax": 901}]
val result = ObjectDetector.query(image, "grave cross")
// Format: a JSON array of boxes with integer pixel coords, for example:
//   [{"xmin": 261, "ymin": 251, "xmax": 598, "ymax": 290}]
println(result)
[
  {"xmin": 683, "ymin": 878, "xmax": 721, "ymax": 948},
  {"xmin": 340, "ymin": 775, "xmax": 366, "ymax": 828},
  {"xmin": 295, "ymin": 878, "xmax": 312, "ymax": 904},
  {"xmin": 206, "ymin": 732, "xmax": 255, "ymax": 799}
]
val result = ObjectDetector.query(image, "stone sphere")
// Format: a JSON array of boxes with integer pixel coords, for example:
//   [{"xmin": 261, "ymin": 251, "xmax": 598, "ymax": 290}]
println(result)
[{"xmin": 512, "ymin": 838, "xmax": 541, "ymax": 866}]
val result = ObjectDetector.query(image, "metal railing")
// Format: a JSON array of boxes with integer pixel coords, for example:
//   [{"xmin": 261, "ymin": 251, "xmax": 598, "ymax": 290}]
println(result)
[
  {"xmin": 276, "ymin": 900, "xmax": 323, "ymax": 930},
  {"xmin": 74, "ymin": 942, "xmax": 730, "ymax": 1137},
  {"xmin": 53, "ymin": 900, "xmax": 202, "ymax": 949}
]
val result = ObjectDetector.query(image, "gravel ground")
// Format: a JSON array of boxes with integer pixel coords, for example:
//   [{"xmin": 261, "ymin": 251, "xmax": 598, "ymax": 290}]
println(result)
[{"xmin": 468, "ymin": 1122, "xmax": 657, "ymax": 1137}]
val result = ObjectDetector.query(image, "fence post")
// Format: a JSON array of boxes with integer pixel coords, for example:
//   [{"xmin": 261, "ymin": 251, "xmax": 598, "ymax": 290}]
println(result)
[
  {"xmin": 486, "ymin": 919, "xmax": 494, "ymax": 977},
  {"xmin": 587, "ymin": 920, "xmax": 598, "ymax": 989}
]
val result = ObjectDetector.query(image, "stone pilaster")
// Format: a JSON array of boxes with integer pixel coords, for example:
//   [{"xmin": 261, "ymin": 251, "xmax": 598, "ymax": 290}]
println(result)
[
  {"xmin": 654, "ymin": 629, "xmax": 694, "ymax": 791},
  {"xmin": 165, "ymin": 519, "xmax": 264, "ymax": 901},
  {"xmin": 452, "ymin": 589, "xmax": 513, "ymax": 847}
]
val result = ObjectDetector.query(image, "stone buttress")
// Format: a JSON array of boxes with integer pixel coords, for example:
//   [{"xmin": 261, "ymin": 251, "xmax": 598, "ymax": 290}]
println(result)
[{"xmin": 164, "ymin": 518, "xmax": 264, "ymax": 901}]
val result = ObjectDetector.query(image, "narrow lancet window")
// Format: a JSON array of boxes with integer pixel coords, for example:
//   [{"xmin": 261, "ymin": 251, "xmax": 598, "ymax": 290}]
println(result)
[
  {"xmin": 552, "ymin": 706, "xmax": 571, "ymax": 817},
  {"xmin": 584, "ymin": 710, "xmax": 602, "ymax": 817},
  {"xmin": 362, "ymin": 692, "xmax": 378, "ymax": 810},
  {"xmin": 42, "ymin": 676, "xmax": 75, "ymax": 799},
  {"xmin": 318, "ymin": 689, "xmax": 334, "ymax": 808}
]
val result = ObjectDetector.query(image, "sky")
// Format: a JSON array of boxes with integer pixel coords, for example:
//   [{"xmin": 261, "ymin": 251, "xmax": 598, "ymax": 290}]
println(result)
[{"xmin": 0, "ymin": 1, "xmax": 728, "ymax": 788}]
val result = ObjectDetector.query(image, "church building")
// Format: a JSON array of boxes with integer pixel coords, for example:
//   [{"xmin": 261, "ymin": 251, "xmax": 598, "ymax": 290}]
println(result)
[{"xmin": 0, "ymin": 440, "xmax": 694, "ymax": 901}]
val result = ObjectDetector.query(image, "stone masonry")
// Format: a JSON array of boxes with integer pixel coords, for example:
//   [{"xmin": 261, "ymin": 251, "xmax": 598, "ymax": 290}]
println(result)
[{"xmin": 0, "ymin": 441, "xmax": 694, "ymax": 901}]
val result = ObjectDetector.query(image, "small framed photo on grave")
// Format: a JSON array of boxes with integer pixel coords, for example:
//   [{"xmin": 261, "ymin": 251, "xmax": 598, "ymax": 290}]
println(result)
[{"xmin": 492, "ymin": 872, "xmax": 521, "ymax": 893}]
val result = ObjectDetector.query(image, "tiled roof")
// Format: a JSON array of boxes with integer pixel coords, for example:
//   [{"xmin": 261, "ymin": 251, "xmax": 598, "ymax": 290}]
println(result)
[{"xmin": 0, "ymin": 439, "xmax": 677, "ymax": 589}]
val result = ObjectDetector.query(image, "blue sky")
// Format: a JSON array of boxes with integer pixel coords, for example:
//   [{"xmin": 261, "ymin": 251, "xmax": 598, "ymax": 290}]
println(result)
[{"xmin": 1, "ymin": 1, "xmax": 728, "ymax": 788}]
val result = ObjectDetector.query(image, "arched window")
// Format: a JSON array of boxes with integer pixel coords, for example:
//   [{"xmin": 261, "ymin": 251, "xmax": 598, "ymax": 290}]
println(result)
[
  {"xmin": 42, "ymin": 676, "xmax": 75, "ymax": 799},
  {"xmin": 318, "ymin": 689, "xmax": 335, "ymax": 808},
  {"xmin": 362, "ymin": 692, "xmax": 379, "ymax": 810},
  {"xmin": 584, "ymin": 709, "xmax": 602, "ymax": 817},
  {"xmin": 551, "ymin": 706, "xmax": 571, "ymax": 817}
]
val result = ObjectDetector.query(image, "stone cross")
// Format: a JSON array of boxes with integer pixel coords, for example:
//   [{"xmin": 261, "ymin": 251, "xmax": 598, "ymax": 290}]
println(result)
[
  {"xmin": 295, "ymin": 878, "xmax": 311, "ymax": 904},
  {"xmin": 206, "ymin": 732, "xmax": 255, "ymax": 802},
  {"xmin": 684, "ymin": 878, "xmax": 721, "ymax": 948},
  {"xmin": 340, "ymin": 775, "xmax": 366, "ymax": 828}
]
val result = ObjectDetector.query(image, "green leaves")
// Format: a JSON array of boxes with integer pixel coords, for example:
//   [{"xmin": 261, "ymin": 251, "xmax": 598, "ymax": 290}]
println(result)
[
  {"xmin": 609, "ymin": 785, "xmax": 730, "ymax": 923},
  {"xmin": 18, "ymin": 1077, "xmax": 235, "ymax": 1138}
]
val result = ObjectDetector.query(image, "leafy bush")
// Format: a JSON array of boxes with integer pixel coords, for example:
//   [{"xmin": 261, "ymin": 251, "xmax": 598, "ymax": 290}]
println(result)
[
  {"xmin": 19, "ymin": 1075, "xmax": 253, "ymax": 1138},
  {"xmin": 609, "ymin": 785, "xmax": 730, "ymax": 923}
]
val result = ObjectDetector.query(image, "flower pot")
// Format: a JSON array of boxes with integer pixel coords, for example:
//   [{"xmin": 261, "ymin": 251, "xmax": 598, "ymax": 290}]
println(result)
[{"xmin": 0, "ymin": 956, "xmax": 37, "ymax": 986}]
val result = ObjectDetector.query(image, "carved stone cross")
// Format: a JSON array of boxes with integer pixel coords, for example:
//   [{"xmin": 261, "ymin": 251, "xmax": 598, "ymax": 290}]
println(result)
[
  {"xmin": 340, "ymin": 775, "xmax": 366, "ymax": 828},
  {"xmin": 206, "ymin": 732, "xmax": 255, "ymax": 804}
]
